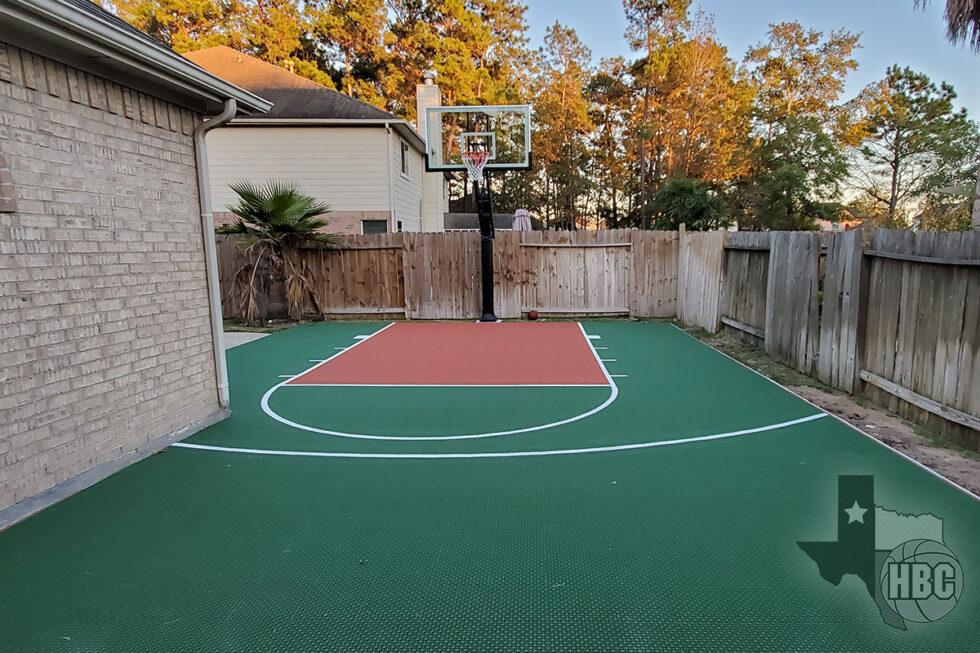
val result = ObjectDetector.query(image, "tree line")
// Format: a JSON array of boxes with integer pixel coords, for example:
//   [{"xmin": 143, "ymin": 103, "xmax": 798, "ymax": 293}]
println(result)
[{"xmin": 108, "ymin": 0, "xmax": 979, "ymax": 231}]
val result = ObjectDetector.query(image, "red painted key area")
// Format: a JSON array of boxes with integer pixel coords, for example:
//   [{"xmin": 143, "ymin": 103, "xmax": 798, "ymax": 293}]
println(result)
[{"xmin": 288, "ymin": 322, "xmax": 608, "ymax": 386}]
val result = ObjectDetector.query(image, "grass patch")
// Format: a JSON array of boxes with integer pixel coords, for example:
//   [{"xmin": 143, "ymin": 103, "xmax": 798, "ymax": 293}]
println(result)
[
  {"xmin": 222, "ymin": 319, "xmax": 294, "ymax": 334},
  {"xmin": 911, "ymin": 422, "xmax": 980, "ymax": 462}
]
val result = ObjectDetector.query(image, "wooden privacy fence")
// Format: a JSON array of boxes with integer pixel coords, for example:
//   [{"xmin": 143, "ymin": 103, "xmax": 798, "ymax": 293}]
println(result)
[
  {"xmin": 216, "ymin": 226, "xmax": 979, "ymax": 449},
  {"xmin": 718, "ymin": 229, "xmax": 980, "ymax": 451},
  {"xmin": 217, "ymin": 229, "xmax": 683, "ymax": 321}
]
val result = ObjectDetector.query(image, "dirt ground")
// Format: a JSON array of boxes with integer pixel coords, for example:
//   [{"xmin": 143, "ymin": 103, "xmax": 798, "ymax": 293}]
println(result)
[
  {"xmin": 789, "ymin": 385, "xmax": 980, "ymax": 496},
  {"xmin": 693, "ymin": 327, "xmax": 980, "ymax": 497}
]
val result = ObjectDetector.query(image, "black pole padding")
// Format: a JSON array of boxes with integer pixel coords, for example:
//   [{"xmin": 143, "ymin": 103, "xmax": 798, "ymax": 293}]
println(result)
[{"xmin": 474, "ymin": 177, "xmax": 496, "ymax": 322}]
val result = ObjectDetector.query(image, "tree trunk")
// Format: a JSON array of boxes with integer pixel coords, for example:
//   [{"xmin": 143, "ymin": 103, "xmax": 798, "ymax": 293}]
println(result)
[
  {"xmin": 640, "ymin": 85, "xmax": 650, "ymax": 230},
  {"xmin": 973, "ymin": 165, "xmax": 980, "ymax": 231},
  {"xmin": 889, "ymin": 132, "xmax": 901, "ymax": 224},
  {"xmin": 612, "ymin": 186, "xmax": 620, "ymax": 228}
]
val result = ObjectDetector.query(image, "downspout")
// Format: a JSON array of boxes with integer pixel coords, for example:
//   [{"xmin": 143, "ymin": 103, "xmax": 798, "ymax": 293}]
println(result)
[
  {"xmin": 386, "ymin": 122, "xmax": 396, "ymax": 232},
  {"xmin": 193, "ymin": 98, "xmax": 237, "ymax": 408}
]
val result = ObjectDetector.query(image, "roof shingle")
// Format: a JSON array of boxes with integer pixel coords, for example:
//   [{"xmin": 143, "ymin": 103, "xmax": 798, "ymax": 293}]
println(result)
[{"xmin": 183, "ymin": 46, "xmax": 397, "ymax": 121}]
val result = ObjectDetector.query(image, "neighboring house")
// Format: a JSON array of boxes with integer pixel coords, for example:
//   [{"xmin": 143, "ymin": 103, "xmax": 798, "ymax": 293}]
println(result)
[
  {"xmin": 183, "ymin": 46, "xmax": 450, "ymax": 234},
  {"xmin": 0, "ymin": 0, "xmax": 270, "ymax": 527}
]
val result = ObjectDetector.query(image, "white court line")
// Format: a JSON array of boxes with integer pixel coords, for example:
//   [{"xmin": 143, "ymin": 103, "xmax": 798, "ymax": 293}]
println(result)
[
  {"xmin": 309, "ymin": 359, "xmax": 326, "ymax": 362},
  {"xmin": 595, "ymin": 347, "xmax": 608, "ymax": 350},
  {"xmin": 669, "ymin": 324, "xmax": 980, "ymax": 502},
  {"xmin": 601, "ymin": 359, "xmax": 617, "ymax": 362},
  {"xmin": 257, "ymin": 322, "xmax": 619, "ymax": 441},
  {"xmin": 171, "ymin": 414, "xmax": 827, "ymax": 459},
  {"xmin": 277, "ymin": 375, "xmax": 294, "ymax": 378},
  {"xmin": 333, "ymin": 347, "xmax": 348, "ymax": 350},
  {"xmin": 588, "ymin": 335, "xmax": 601, "ymax": 340},
  {"xmin": 286, "ymin": 383, "xmax": 610, "ymax": 388},
  {"xmin": 353, "ymin": 335, "xmax": 370, "ymax": 339},
  {"xmin": 611, "ymin": 374, "xmax": 628, "ymax": 378}
]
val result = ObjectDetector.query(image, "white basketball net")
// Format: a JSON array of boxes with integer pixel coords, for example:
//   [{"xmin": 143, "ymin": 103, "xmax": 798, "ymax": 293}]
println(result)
[{"xmin": 462, "ymin": 150, "xmax": 490, "ymax": 179}]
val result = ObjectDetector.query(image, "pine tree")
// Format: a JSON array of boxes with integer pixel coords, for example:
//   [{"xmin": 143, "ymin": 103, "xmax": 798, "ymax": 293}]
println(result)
[
  {"xmin": 851, "ymin": 66, "xmax": 980, "ymax": 227},
  {"xmin": 535, "ymin": 23, "xmax": 593, "ymax": 229}
]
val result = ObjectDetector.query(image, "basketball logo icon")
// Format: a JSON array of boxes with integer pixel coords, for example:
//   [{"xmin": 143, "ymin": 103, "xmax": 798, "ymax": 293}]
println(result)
[{"xmin": 879, "ymin": 539, "xmax": 963, "ymax": 623}]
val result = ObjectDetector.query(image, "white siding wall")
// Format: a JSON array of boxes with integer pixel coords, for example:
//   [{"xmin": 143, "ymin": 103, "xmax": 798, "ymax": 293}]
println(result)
[
  {"xmin": 206, "ymin": 127, "xmax": 391, "ymax": 213},
  {"xmin": 389, "ymin": 133, "xmax": 423, "ymax": 232}
]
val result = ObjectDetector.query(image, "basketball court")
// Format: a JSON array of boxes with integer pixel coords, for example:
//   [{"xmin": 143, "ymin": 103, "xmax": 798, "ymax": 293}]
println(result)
[{"xmin": 0, "ymin": 320, "xmax": 977, "ymax": 651}]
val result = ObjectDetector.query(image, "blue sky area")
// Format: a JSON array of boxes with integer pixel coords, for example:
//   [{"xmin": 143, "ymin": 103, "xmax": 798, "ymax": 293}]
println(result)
[{"xmin": 525, "ymin": 0, "xmax": 979, "ymax": 116}]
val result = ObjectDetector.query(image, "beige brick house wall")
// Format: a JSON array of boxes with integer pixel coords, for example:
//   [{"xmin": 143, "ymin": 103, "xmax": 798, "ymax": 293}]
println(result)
[{"xmin": 0, "ymin": 42, "xmax": 225, "ymax": 518}]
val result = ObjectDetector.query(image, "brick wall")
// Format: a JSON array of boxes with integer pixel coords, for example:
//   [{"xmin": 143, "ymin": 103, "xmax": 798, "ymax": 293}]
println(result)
[
  {"xmin": 0, "ymin": 42, "xmax": 224, "ymax": 515},
  {"xmin": 0, "ymin": 151, "xmax": 15, "ymax": 213}
]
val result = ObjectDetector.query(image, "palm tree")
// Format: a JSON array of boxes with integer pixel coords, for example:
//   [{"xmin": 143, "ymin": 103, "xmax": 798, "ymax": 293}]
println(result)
[
  {"xmin": 917, "ymin": 1, "xmax": 980, "ymax": 228},
  {"xmin": 917, "ymin": 1, "xmax": 980, "ymax": 51},
  {"xmin": 217, "ymin": 180, "xmax": 334, "ymax": 324}
]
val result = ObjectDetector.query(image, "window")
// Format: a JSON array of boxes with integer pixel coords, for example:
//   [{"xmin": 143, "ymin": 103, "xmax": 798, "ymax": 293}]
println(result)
[
  {"xmin": 400, "ymin": 140, "xmax": 409, "ymax": 177},
  {"xmin": 361, "ymin": 219, "xmax": 388, "ymax": 235},
  {"xmin": 397, "ymin": 220, "xmax": 403, "ymax": 232}
]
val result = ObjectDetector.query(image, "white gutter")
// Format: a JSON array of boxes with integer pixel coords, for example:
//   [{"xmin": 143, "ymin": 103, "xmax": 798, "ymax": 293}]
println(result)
[{"xmin": 193, "ymin": 99, "xmax": 237, "ymax": 408}]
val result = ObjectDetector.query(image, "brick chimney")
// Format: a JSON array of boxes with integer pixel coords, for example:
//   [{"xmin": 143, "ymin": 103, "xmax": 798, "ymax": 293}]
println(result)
[{"xmin": 416, "ymin": 69, "xmax": 440, "ymax": 134}]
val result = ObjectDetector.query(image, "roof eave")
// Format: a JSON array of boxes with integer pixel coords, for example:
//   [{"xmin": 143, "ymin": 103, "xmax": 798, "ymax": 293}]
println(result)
[
  {"xmin": 228, "ymin": 117, "xmax": 427, "ymax": 151},
  {"xmin": 0, "ymin": 0, "xmax": 272, "ymax": 114}
]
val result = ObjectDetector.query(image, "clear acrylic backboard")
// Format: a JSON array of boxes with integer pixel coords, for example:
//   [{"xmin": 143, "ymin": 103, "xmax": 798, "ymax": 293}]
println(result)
[{"xmin": 424, "ymin": 105, "xmax": 532, "ymax": 172}]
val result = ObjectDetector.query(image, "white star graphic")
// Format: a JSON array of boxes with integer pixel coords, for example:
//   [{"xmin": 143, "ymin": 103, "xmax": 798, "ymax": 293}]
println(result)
[{"xmin": 843, "ymin": 500, "xmax": 868, "ymax": 524}]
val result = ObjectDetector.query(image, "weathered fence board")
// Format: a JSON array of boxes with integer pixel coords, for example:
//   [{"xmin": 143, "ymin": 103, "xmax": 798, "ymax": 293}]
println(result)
[
  {"xmin": 492, "ymin": 231, "xmax": 523, "ymax": 319},
  {"xmin": 303, "ymin": 233, "xmax": 405, "ymax": 315},
  {"xmin": 721, "ymin": 232, "xmax": 770, "ymax": 340},
  {"xmin": 521, "ymin": 230, "xmax": 633, "ymax": 314},
  {"xmin": 632, "ymin": 231, "xmax": 679, "ymax": 317},
  {"xmin": 817, "ymin": 230, "xmax": 866, "ymax": 392},
  {"xmin": 765, "ymin": 232, "xmax": 821, "ymax": 374},
  {"xmin": 677, "ymin": 229, "xmax": 726, "ymax": 332},
  {"xmin": 862, "ymin": 230, "xmax": 980, "ymax": 450},
  {"xmin": 402, "ymin": 231, "xmax": 481, "ymax": 319}
]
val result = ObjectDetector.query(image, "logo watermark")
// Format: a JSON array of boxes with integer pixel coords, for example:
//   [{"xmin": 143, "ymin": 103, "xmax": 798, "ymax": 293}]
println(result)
[{"xmin": 798, "ymin": 475, "xmax": 963, "ymax": 629}]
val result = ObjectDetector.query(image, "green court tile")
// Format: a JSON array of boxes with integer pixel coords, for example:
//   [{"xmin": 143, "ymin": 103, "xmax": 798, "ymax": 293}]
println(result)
[{"xmin": 1, "ymin": 321, "xmax": 977, "ymax": 652}]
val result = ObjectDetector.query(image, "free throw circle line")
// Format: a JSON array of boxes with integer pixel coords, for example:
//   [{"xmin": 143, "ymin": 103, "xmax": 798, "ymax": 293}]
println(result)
[
  {"xmin": 259, "ymin": 322, "xmax": 619, "ymax": 441},
  {"xmin": 172, "ymin": 413, "xmax": 828, "ymax": 459}
]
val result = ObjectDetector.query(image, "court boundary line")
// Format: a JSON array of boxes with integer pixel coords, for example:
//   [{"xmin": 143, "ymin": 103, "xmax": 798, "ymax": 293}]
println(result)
[
  {"xmin": 256, "ymin": 322, "xmax": 620, "ymax": 441},
  {"xmin": 171, "ymin": 413, "xmax": 827, "ymax": 459},
  {"xmin": 284, "ymin": 383, "xmax": 610, "ymax": 388},
  {"xmin": 669, "ymin": 324, "xmax": 980, "ymax": 502}
]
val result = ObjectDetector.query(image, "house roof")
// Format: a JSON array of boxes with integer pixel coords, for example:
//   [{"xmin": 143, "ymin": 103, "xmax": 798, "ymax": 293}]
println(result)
[
  {"xmin": 184, "ymin": 47, "xmax": 397, "ymax": 121},
  {"xmin": 0, "ymin": 0, "xmax": 271, "ymax": 114},
  {"xmin": 183, "ymin": 47, "xmax": 425, "ymax": 151}
]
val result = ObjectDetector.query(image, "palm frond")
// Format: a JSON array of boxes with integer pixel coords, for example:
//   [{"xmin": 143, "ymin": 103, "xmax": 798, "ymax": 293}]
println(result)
[
  {"xmin": 226, "ymin": 180, "xmax": 332, "ymax": 241},
  {"xmin": 223, "ymin": 180, "xmax": 333, "ymax": 324},
  {"xmin": 917, "ymin": 0, "xmax": 980, "ymax": 52}
]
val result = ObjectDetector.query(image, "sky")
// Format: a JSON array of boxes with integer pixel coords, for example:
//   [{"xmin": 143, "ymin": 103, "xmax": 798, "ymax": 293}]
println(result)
[{"xmin": 524, "ymin": 0, "xmax": 980, "ymax": 117}]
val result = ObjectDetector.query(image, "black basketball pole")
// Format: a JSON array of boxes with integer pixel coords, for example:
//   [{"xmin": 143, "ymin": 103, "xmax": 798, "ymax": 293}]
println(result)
[{"xmin": 474, "ymin": 171, "xmax": 496, "ymax": 322}]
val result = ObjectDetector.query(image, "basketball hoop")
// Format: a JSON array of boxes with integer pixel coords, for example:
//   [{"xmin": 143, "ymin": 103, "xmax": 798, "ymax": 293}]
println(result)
[{"xmin": 462, "ymin": 150, "xmax": 490, "ymax": 180}]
